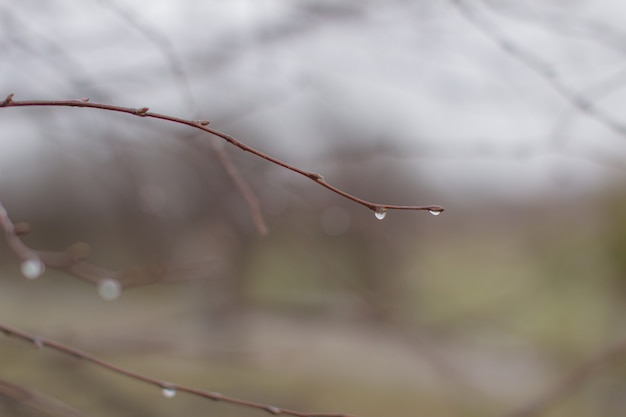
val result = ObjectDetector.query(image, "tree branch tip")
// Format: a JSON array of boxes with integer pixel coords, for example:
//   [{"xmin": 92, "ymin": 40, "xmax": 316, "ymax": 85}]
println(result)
[{"xmin": 428, "ymin": 205, "xmax": 445, "ymax": 213}]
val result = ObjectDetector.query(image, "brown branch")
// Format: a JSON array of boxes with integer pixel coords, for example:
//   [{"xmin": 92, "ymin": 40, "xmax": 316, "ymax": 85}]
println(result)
[
  {"xmin": 0, "ymin": 199, "xmax": 212, "ymax": 292},
  {"xmin": 0, "ymin": 95, "xmax": 444, "ymax": 216},
  {"xmin": 0, "ymin": 323, "xmax": 358, "ymax": 417},
  {"xmin": 504, "ymin": 336, "xmax": 626, "ymax": 417}
]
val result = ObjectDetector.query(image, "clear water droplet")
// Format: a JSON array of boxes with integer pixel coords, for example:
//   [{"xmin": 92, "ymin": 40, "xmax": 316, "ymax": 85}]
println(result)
[
  {"xmin": 374, "ymin": 207, "xmax": 387, "ymax": 220},
  {"xmin": 98, "ymin": 279, "xmax": 121, "ymax": 301},
  {"xmin": 429, "ymin": 207, "xmax": 443, "ymax": 216},
  {"xmin": 21, "ymin": 257, "xmax": 45, "ymax": 280},
  {"xmin": 161, "ymin": 386, "xmax": 177, "ymax": 398}
]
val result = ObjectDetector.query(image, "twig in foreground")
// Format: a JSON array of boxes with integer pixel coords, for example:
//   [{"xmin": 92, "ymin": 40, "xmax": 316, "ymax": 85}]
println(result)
[
  {"xmin": 0, "ymin": 323, "xmax": 358, "ymax": 417},
  {"xmin": 0, "ymin": 95, "xmax": 444, "ymax": 217}
]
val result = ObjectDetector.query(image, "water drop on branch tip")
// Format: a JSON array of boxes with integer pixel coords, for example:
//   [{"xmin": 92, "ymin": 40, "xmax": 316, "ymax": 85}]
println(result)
[{"xmin": 161, "ymin": 386, "xmax": 177, "ymax": 398}]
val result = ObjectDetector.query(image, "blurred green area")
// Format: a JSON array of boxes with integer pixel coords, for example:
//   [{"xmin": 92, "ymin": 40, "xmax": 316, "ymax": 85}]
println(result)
[{"xmin": 2, "ymin": 143, "xmax": 626, "ymax": 417}]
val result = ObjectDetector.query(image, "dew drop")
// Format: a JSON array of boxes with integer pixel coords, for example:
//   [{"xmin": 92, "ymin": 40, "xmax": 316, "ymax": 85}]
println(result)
[
  {"xmin": 429, "ymin": 209, "xmax": 442, "ymax": 216},
  {"xmin": 33, "ymin": 337, "xmax": 44, "ymax": 349},
  {"xmin": 161, "ymin": 386, "xmax": 177, "ymax": 398},
  {"xmin": 374, "ymin": 207, "xmax": 387, "ymax": 220},
  {"xmin": 98, "ymin": 279, "xmax": 121, "ymax": 301},
  {"xmin": 21, "ymin": 258, "xmax": 45, "ymax": 280}
]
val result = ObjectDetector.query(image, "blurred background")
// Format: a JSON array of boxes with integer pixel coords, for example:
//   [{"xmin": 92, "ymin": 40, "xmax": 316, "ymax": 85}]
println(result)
[{"xmin": 2, "ymin": 1, "xmax": 626, "ymax": 416}]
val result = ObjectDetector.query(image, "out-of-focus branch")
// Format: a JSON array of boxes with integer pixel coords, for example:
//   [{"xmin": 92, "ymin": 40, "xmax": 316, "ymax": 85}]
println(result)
[
  {"xmin": 0, "ymin": 377, "xmax": 89, "ymax": 417},
  {"xmin": 0, "ymin": 95, "xmax": 444, "ymax": 216},
  {"xmin": 504, "ymin": 336, "xmax": 626, "ymax": 417},
  {"xmin": 94, "ymin": 0, "xmax": 271, "ymax": 235},
  {"xmin": 450, "ymin": 0, "xmax": 626, "ymax": 139},
  {"xmin": 0, "ymin": 199, "xmax": 212, "ymax": 292},
  {"xmin": 0, "ymin": 323, "xmax": 358, "ymax": 417}
]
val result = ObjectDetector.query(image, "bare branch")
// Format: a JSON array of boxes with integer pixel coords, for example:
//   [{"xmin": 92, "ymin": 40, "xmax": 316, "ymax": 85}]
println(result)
[
  {"xmin": 0, "ymin": 323, "xmax": 359, "ymax": 417},
  {"xmin": 0, "ymin": 199, "xmax": 212, "ymax": 291},
  {"xmin": 0, "ymin": 96, "xmax": 444, "ymax": 216}
]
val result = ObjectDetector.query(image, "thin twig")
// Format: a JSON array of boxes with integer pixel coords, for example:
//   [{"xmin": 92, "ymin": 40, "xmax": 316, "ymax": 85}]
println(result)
[
  {"xmin": 0, "ymin": 323, "xmax": 358, "ymax": 417},
  {"xmin": 0, "ymin": 199, "xmax": 212, "ymax": 289},
  {"xmin": 0, "ymin": 96, "xmax": 444, "ymax": 215}
]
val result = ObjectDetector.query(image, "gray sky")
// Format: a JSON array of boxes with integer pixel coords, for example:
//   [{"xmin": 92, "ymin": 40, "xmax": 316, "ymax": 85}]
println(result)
[{"xmin": 2, "ymin": 0, "xmax": 626, "ymax": 201}]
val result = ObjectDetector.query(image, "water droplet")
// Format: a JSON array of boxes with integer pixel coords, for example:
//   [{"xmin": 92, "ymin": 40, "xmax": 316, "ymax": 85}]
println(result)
[
  {"xmin": 374, "ymin": 207, "xmax": 387, "ymax": 220},
  {"xmin": 161, "ymin": 386, "xmax": 177, "ymax": 398},
  {"xmin": 428, "ymin": 207, "xmax": 443, "ymax": 216},
  {"xmin": 21, "ymin": 258, "xmax": 45, "ymax": 280},
  {"xmin": 265, "ymin": 405, "xmax": 281, "ymax": 414},
  {"xmin": 33, "ymin": 337, "xmax": 44, "ymax": 349},
  {"xmin": 98, "ymin": 279, "xmax": 121, "ymax": 301}
]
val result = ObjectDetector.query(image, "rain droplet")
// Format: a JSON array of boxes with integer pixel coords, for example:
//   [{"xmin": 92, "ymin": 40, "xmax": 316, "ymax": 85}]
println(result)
[
  {"xmin": 98, "ymin": 279, "xmax": 121, "ymax": 301},
  {"xmin": 33, "ymin": 337, "xmax": 44, "ymax": 349},
  {"xmin": 374, "ymin": 207, "xmax": 387, "ymax": 220},
  {"xmin": 161, "ymin": 386, "xmax": 177, "ymax": 398},
  {"xmin": 429, "ymin": 208, "xmax": 443, "ymax": 216},
  {"xmin": 21, "ymin": 258, "xmax": 45, "ymax": 280}
]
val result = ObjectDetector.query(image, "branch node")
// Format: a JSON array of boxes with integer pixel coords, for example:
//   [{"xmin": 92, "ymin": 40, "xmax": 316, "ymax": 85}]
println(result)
[
  {"xmin": 196, "ymin": 119, "xmax": 210, "ymax": 126},
  {"xmin": 309, "ymin": 172, "xmax": 324, "ymax": 181},
  {"xmin": 208, "ymin": 391, "xmax": 224, "ymax": 400},
  {"xmin": 3, "ymin": 93, "xmax": 14, "ymax": 105},
  {"xmin": 135, "ymin": 107, "xmax": 150, "ymax": 116},
  {"xmin": 264, "ymin": 405, "xmax": 281, "ymax": 415}
]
